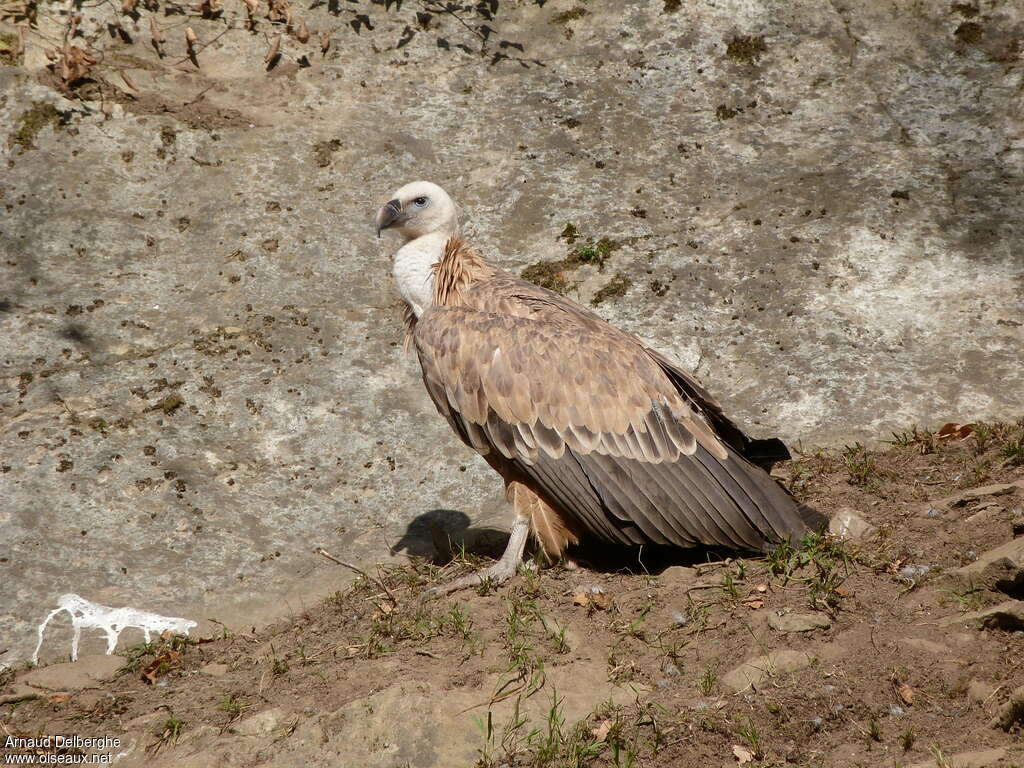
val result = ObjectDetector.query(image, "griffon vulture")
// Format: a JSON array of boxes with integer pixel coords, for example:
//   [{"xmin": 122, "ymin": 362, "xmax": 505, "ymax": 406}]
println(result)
[{"xmin": 376, "ymin": 181, "xmax": 819, "ymax": 592}]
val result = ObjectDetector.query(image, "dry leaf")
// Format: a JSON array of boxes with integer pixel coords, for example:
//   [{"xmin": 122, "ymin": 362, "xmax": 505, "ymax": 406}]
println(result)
[
  {"xmin": 937, "ymin": 422, "xmax": 974, "ymax": 441},
  {"xmin": 295, "ymin": 18, "xmax": 309, "ymax": 43},
  {"xmin": 742, "ymin": 599, "xmax": 764, "ymax": 610},
  {"xmin": 57, "ymin": 44, "xmax": 97, "ymax": 86},
  {"xmin": 732, "ymin": 744, "xmax": 754, "ymax": 764},
  {"xmin": 755, "ymin": 583, "xmax": 768, "ymax": 593},
  {"xmin": 150, "ymin": 16, "xmax": 164, "ymax": 55},
  {"xmin": 120, "ymin": 70, "xmax": 137, "ymax": 90},
  {"xmin": 264, "ymin": 34, "xmax": 281, "ymax": 64},
  {"xmin": 572, "ymin": 590, "xmax": 590, "ymax": 607},
  {"xmin": 49, "ymin": 694, "xmax": 71, "ymax": 703},
  {"xmin": 319, "ymin": 30, "xmax": 331, "ymax": 55},
  {"xmin": 140, "ymin": 649, "xmax": 182, "ymax": 685},
  {"xmin": 345, "ymin": 645, "xmax": 360, "ymax": 657},
  {"xmin": 185, "ymin": 27, "xmax": 197, "ymax": 46},
  {"xmin": 120, "ymin": 0, "xmax": 137, "ymax": 14},
  {"xmin": 591, "ymin": 719, "xmax": 612, "ymax": 742},
  {"xmin": 896, "ymin": 682, "xmax": 914, "ymax": 706}
]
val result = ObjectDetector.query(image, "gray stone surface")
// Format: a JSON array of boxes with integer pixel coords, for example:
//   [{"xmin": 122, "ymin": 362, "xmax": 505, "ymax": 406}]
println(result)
[
  {"xmin": 946, "ymin": 537, "xmax": 1024, "ymax": 595},
  {"xmin": 721, "ymin": 649, "xmax": 816, "ymax": 693},
  {"xmin": 767, "ymin": 610, "xmax": 831, "ymax": 633},
  {"xmin": 828, "ymin": 507, "xmax": 875, "ymax": 541},
  {"xmin": 939, "ymin": 600, "xmax": 1024, "ymax": 630},
  {"xmin": 1, "ymin": 0, "xmax": 1023, "ymax": 666},
  {"xmin": 19, "ymin": 654, "xmax": 126, "ymax": 691}
]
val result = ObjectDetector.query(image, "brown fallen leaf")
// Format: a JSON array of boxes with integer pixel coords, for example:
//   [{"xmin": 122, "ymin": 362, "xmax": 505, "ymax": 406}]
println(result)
[
  {"xmin": 294, "ymin": 18, "xmax": 309, "ymax": 43},
  {"xmin": 150, "ymin": 16, "xmax": 164, "ymax": 55},
  {"xmin": 939, "ymin": 422, "xmax": 974, "ymax": 440},
  {"xmin": 755, "ymin": 583, "xmax": 768, "ymax": 593},
  {"xmin": 732, "ymin": 744, "xmax": 754, "ymax": 764},
  {"xmin": 572, "ymin": 587, "xmax": 611, "ymax": 610},
  {"xmin": 937, "ymin": 422, "xmax": 974, "ymax": 441},
  {"xmin": 264, "ymin": 34, "xmax": 281, "ymax": 64},
  {"xmin": 591, "ymin": 719, "xmax": 612, "ymax": 742},
  {"xmin": 895, "ymin": 681, "xmax": 914, "ymax": 706},
  {"xmin": 742, "ymin": 599, "xmax": 764, "ymax": 610},
  {"xmin": 57, "ymin": 44, "xmax": 97, "ymax": 87},
  {"xmin": 319, "ymin": 30, "xmax": 331, "ymax": 56},
  {"xmin": 49, "ymin": 694, "xmax": 71, "ymax": 703},
  {"xmin": 140, "ymin": 649, "xmax": 182, "ymax": 685}
]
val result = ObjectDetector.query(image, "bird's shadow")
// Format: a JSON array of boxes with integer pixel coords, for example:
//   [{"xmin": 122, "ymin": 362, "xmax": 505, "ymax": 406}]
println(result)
[
  {"xmin": 391, "ymin": 508, "xmax": 738, "ymax": 574},
  {"xmin": 390, "ymin": 509, "xmax": 510, "ymax": 564}
]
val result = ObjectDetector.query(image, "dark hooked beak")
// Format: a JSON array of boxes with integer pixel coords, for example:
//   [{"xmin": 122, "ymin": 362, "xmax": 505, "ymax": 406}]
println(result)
[{"xmin": 375, "ymin": 198, "xmax": 404, "ymax": 237}]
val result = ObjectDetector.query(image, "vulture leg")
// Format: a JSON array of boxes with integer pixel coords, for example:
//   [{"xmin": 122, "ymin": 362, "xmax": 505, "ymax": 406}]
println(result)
[{"xmin": 426, "ymin": 514, "xmax": 530, "ymax": 596}]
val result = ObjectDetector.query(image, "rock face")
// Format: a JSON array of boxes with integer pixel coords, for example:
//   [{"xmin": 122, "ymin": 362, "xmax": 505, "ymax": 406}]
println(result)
[
  {"xmin": 721, "ymin": 649, "xmax": 816, "ymax": 693},
  {"xmin": 18, "ymin": 655, "xmax": 126, "ymax": 692},
  {"xmin": 828, "ymin": 508, "xmax": 876, "ymax": 541},
  {"xmin": 767, "ymin": 611, "xmax": 831, "ymax": 633},
  {"xmin": 939, "ymin": 600, "xmax": 1024, "ymax": 630},
  {"xmin": 946, "ymin": 537, "xmax": 1024, "ymax": 595},
  {"xmin": 2, "ymin": 1, "xmax": 1023, "ymax": 665}
]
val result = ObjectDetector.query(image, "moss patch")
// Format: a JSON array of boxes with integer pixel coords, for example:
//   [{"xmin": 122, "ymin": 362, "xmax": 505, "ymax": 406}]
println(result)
[
  {"xmin": 11, "ymin": 102, "xmax": 63, "ymax": 151},
  {"xmin": 726, "ymin": 35, "xmax": 767, "ymax": 64},
  {"xmin": 715, "ymin": 104, "xmax": 738, "ymax": 121},
  {"xmin": 954, "ymin": 21, "xmax": 983, "ymax": 44},
  {"xmin": 0, "ymin": 31, "xmax": 20, "ymax": 66},
  {"xmin": 522, "ymin": 224, "xmax": 621, "ymax": 294},
  {"xmin": 551, "ymin": 7, "xmax": 588, "ymax": 24},
  {"xmin": 568, "ymin": 236, "xmax": 618, "ymax": 269},
  {"xmin": 591, "ymin": 273, "xmax": 632, "ymax": 306},
  {"xmin": 558, "ymin": 222, "xmax": 580, "ymax": 244},
  {"xmin": 521, "ymin": 260, "xmax": 571, "ymax": 293}
]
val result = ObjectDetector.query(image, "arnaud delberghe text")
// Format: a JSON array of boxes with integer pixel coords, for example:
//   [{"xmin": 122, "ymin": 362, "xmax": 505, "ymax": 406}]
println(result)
[{"xmin": 5, "ymin": 736, "xmax": 120, "ymax": 751}]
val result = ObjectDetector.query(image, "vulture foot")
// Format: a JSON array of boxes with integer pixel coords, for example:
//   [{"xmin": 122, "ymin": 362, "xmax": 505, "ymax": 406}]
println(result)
[{"xmin": 425, "ymin": 516, "xmax": 530, "ymax": 597}]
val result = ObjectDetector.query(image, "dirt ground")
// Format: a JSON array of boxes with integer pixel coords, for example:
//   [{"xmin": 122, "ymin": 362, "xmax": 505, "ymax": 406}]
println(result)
[{"xmin": 2, "ymin": 420, "xmax": 1023, "ymax": 767}]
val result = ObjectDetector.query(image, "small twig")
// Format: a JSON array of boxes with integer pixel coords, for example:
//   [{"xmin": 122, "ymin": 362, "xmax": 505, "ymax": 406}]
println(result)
[
  {"xmin": 415, "ymin": 650, "xmax": 440, "ymax": 659},
  {"xmin": 315, "ymin": 547, "xmax": 395, "ymax": 605},
  {"xmin": 316, "ymin": 546, "xmax": 369, "ymax": 578}
]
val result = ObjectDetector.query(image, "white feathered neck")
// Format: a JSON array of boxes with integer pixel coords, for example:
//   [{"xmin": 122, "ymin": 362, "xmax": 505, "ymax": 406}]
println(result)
[{"xmin": 392, "ymin": 231, "xmax": 451, "ymax": 318}]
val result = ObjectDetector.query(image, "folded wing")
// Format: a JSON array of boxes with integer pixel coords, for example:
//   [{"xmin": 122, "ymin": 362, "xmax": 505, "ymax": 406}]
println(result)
[{"xmin": 413, "ymin": 305, "xmax": 811, "ymax": 553}]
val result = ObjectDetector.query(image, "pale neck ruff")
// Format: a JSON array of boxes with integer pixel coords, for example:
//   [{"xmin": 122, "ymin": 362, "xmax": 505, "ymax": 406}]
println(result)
[{"xmin": 392, "ymin": 231, "xmax": 451, "ymax": 318}]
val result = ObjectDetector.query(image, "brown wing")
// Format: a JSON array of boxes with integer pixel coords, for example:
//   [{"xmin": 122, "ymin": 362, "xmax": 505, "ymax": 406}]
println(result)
[
  {"xmin": 460, "ymin": 273, "xmax": 771, "ymax": 449},
  {"xmin": 412, "ymin": 303, "xmax": 811, "ymax": 552}
]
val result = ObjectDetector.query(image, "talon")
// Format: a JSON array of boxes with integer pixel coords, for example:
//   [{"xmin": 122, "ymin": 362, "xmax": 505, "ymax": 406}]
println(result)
[{"xmin": 423, "ymin": 516, "xmax": 530, "ymax": 596}]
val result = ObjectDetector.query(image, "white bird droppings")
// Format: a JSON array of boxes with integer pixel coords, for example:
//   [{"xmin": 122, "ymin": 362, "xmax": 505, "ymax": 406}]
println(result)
[{"xmin": 32, "ymin": 593, "xmax": 197, "ymax": 664}]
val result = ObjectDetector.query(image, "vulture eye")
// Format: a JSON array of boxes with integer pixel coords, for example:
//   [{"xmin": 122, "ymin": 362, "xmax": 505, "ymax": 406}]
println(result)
[{"xmin": 413, "ymin": 196, "xmax": 428, "ymax": 207}]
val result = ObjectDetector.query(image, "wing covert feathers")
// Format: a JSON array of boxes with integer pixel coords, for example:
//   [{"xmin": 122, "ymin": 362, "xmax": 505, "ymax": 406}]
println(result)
[{"xmin": 412, "ymin": 240, "xmax": 812, "ymax": 556}]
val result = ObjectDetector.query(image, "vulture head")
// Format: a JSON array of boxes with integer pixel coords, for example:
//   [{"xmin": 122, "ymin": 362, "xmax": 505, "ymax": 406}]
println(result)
[{"xmin": 375, "ymin": 181, "xmax": 458, "ymax": 242}]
